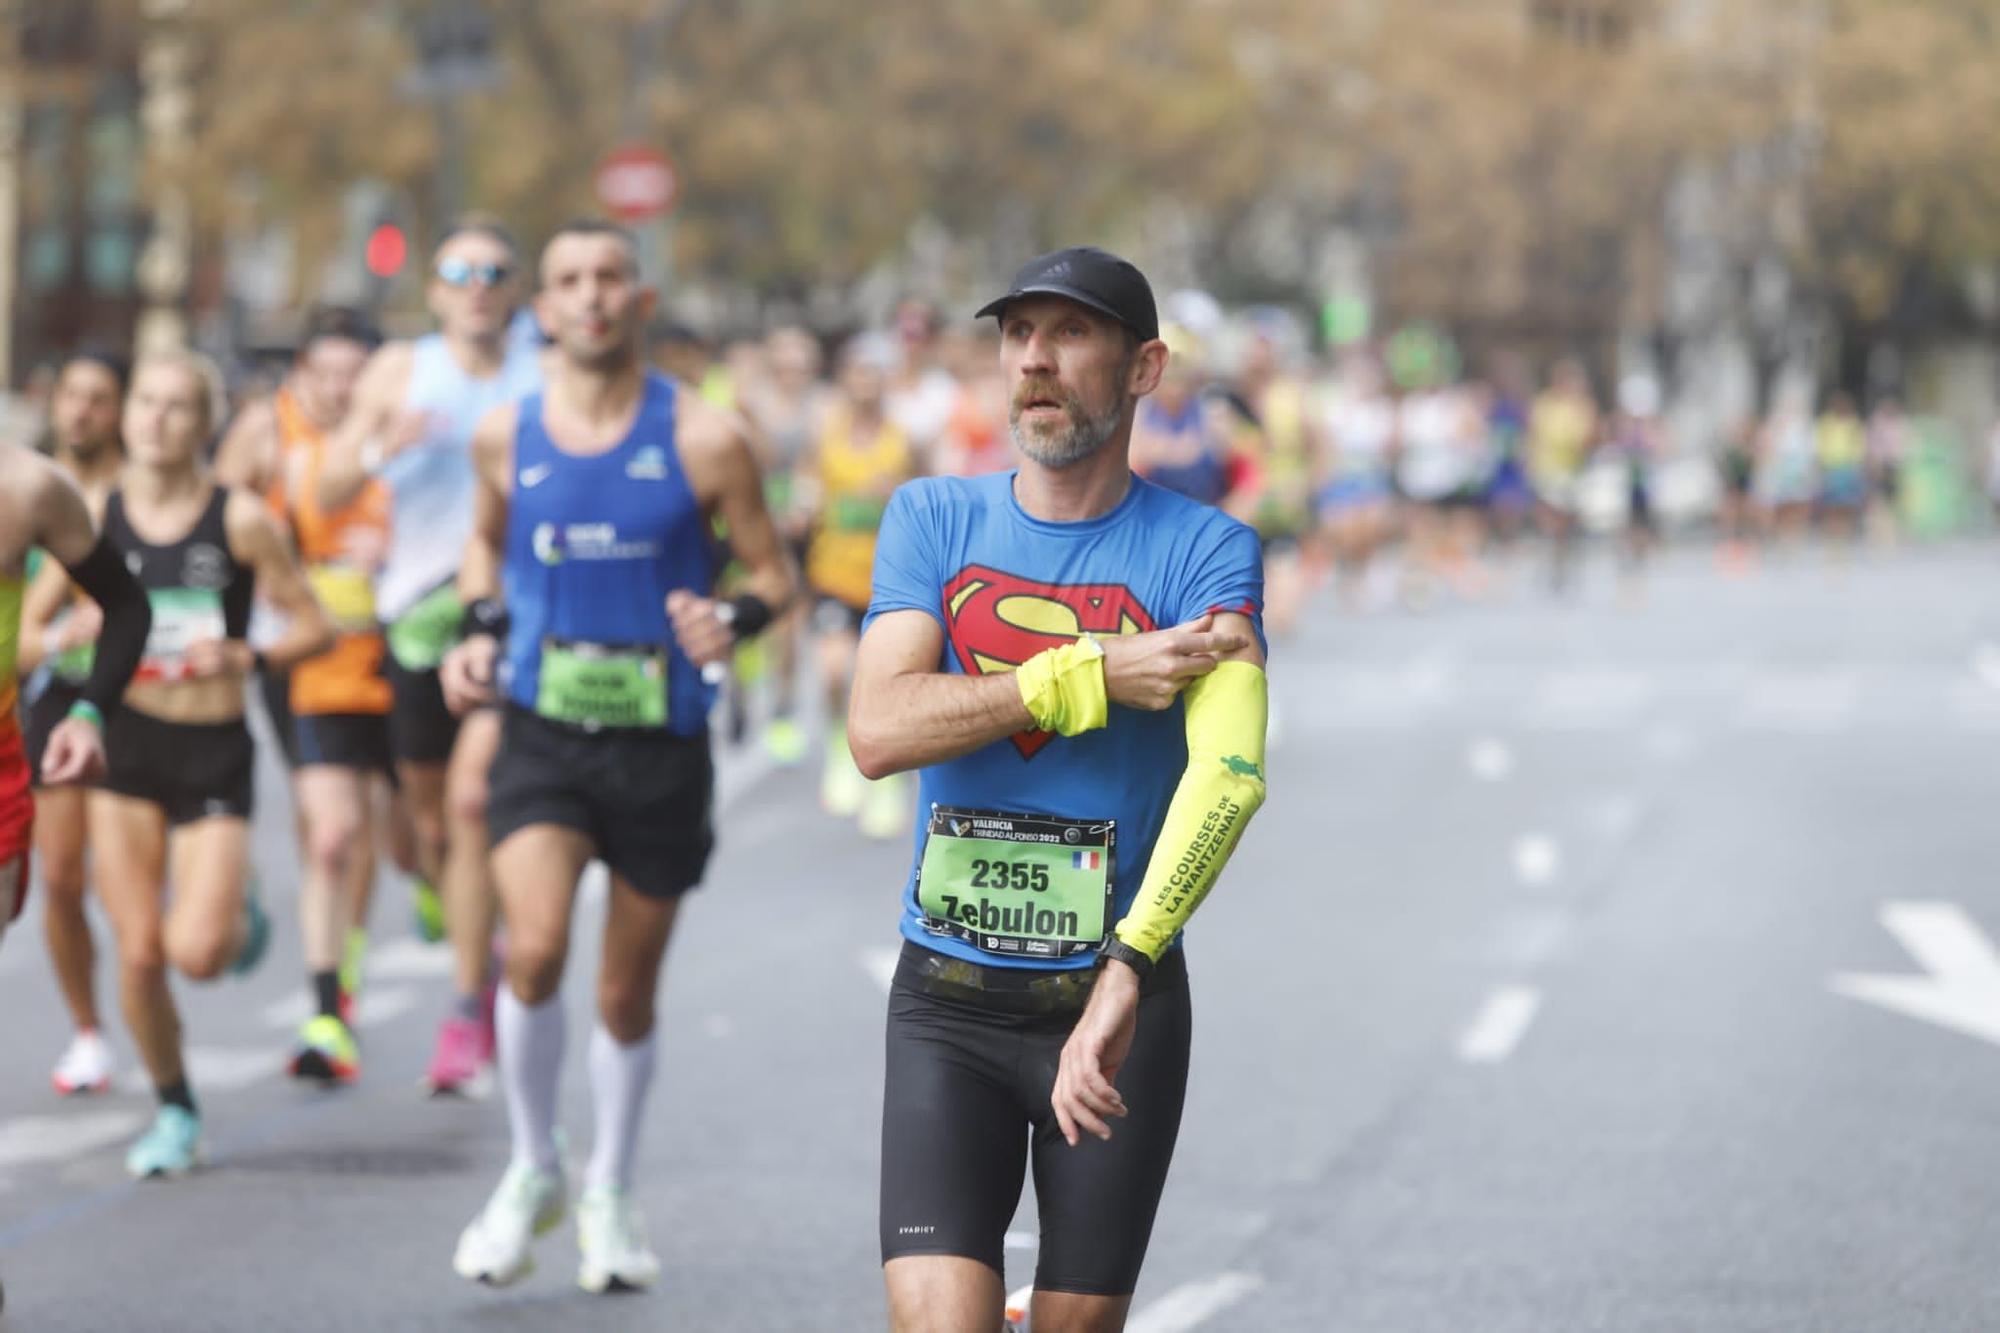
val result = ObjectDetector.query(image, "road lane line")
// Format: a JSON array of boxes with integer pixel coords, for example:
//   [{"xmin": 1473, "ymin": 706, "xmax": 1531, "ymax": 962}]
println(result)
[
  {"xmin": 364, "ymin": 935, "xmax": 453, "ymax": 981},
  {"xmin": 1128, "ymin": 1271, "xmax": 1266, "ymax": 1332},
  {"xmin": 1458, "ymin": 985, "xmax": 1542, "ymax": 1064},
  {"xmin": 0, "ymin": 1110, "xmax": 146, "ymax": 1173},
  {"xmin": 262, "ymin": 983, "xmax": 418, "ymax": 1032}
]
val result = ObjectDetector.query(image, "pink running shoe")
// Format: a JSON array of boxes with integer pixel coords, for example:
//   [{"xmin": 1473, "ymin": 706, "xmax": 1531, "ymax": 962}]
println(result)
[{"xmin": 426, "ymin": 1016, "xmax": 492, "ymax": 1098}]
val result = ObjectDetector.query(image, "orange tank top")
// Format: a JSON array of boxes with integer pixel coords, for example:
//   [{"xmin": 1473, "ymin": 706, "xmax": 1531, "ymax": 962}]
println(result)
[{"xmin": 274, "ymin": 391, "xmax": 394, "ymax": 717}]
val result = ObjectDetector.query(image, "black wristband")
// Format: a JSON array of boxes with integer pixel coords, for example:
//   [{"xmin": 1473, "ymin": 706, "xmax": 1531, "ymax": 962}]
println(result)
[
  {"xmin": 460, "ymin": 597, "xmax": 509, "ymax": 642},
  {"xmin": 1097, "ymin": 937, "xmax": 1154, "ymax": 979},
  {"xmin": 719, "ymin": 593, "xmax": 774, "ymax": 641}
]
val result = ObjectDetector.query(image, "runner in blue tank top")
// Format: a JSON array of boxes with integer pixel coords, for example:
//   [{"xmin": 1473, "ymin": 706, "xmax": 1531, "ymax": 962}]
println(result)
[
  {"xmin": 851, "ymin": 248, "xmax": 1271, "ymax": 1330},
  {"xmin": 317, "ymin": 218, "xmax": 546, "ymax": 1096},
  {"xmin": 439, "ymin": 219, "xmax": 793, "ymax": 1295}
]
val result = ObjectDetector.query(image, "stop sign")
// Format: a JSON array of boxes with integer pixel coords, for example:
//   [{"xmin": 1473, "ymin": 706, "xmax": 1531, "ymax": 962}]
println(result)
[{"xmin": 594, "ymin": 145, "xmax": 678, "ymax": 223}]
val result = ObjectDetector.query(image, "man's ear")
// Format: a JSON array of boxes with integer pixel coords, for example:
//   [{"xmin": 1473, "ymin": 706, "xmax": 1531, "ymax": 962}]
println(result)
[{"xmin": 1129, "ymin": 339, "xmax": 1169, "ymax": 397}]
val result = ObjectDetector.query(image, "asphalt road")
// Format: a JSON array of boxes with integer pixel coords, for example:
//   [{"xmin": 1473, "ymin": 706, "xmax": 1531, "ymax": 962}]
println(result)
[{"xmin": 0, "ymin": 537, "xmax": 1996, "ymax": 1331}]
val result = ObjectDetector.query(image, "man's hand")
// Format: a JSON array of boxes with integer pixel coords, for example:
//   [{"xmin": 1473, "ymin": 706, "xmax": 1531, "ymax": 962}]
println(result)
[
  {"xmin": 39, "ymin": 716, "xmax": 107, "ymax": 786},
  {"xmin": 1100, "ymin": 613, "xmax": 1248, "ymax": 712},
  {"xmin": 666, "ymin": 590, "xmax": 735, "ymax": 668},
  {"xmin": 184, "ymin": 639, "xmax": 254, "ymax": 680},
  {"xmin": 370, "ymin": 408, "xmax": 434, "ymax": 468},
  {"xmin": 1052, "ymin": 960, "xmax": 1142, "ymax": 1147},
  {"xmin": 441, "ymin": 636, "xmax": 499, "ymax": 715}
]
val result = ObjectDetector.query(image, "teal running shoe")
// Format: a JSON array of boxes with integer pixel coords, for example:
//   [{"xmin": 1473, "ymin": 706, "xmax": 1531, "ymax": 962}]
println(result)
[
  {"xmin": 229, "ymin": 881, "xmax": 270, "ymax": 977},
  {"xmin": 126, "ymin": 1105, "xmax": 201, "ymax": 1179}
]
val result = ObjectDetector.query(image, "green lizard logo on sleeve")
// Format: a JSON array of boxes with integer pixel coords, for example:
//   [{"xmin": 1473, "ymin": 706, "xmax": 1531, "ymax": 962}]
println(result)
[{"xmin": 1221, "ymin": 755, "xmax": 1263, "ymax": 779}]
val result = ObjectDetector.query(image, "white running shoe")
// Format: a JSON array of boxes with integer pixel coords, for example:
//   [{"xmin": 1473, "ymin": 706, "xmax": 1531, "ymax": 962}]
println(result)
[
  {"xmin": 51, "ymin": 1030, "xmax": 114, "ymax": 1095},
  {"xmin": 453, "ymin": 1162, "xmax": 566, "ymax": 1287},
  {"xmin": 576, "ymin": 1185, "xmax": 661, "ymax": 1293}
]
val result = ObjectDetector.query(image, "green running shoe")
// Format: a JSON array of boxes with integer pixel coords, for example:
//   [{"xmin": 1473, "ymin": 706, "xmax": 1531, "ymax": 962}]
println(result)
[
  {"xmin": 763, "ymin": 716, "xmax": 807, "ymax": 766},
  {"xmin": 126, "ymin": 1105, "xmax": 201, "ymax": 1179},
  {"xmin": 411, "ymin": 877, "xmax": 445, "ymax": 944},
  {"xmin": 339, "ymin": 928, "xmax": 368, "ymax": 1005}
]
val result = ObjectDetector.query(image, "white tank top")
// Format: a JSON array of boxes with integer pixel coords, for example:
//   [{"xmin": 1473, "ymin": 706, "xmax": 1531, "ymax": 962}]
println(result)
[{"xmin": 375, "ymin": 334, "xmax": 543, "ymax": 621}]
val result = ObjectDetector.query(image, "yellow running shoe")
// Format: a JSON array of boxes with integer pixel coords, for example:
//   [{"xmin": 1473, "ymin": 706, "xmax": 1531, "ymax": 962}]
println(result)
[{"xmin": 289, "ymin": 1014, "xmax": 360, "ymax": 1085}]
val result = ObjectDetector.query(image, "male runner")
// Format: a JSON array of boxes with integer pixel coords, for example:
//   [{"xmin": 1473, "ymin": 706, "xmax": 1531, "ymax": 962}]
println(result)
[
  {"xmin": 321, "ymin": 221, "xmax": 545, "ymax": 1094},
  {"xmin": 220, "ymin": 307, "xmax": 399, "ymax": 1081},
  {"xmin": 32, "ymin": 352, "xmax": 332, "ymax": 1177},
  {"xmin": 20, "ymin": 351, "xmax": 127, "ymax": 1092},
  {"xmin": 440, "ymin": 219, "xmax": 791, "ymax": 1292},
  {"xmin": 0, "ymin": 439, "xmax": 151, "ymax": 954},
  {"xmin": 849, "ymin": 248, "xmax": 1269, "ymax": 1332}
]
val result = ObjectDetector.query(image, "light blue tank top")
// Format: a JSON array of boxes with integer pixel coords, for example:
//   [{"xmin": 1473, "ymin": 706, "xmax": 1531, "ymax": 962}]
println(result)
[
  {"xmin": 376, "ymin": 334, "xmax": 543, "ymax": 621},
  {"xmin": 500, "ymin": 375, "xmax": 718, "ymax": 736}
]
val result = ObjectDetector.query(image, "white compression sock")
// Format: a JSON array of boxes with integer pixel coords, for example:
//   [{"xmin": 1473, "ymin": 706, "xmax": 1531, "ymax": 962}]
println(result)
[
  {"xmin": 586, "ymin": 1021, "xmax": 657, "ymax": 1193},
  {"xmin": 497, "ymin": 987, "xmax": 565, "ymax": 1174}
]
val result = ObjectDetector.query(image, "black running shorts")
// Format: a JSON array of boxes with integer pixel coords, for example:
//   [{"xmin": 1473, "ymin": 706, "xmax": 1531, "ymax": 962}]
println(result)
[
  {"xmin": 294, "ymin": 712, "xmax": 393, "ymax": 774},
  {"xmin": 383, "ymin": 655, "xmax": 459, "ymax": 767},
  {"xmin": 23, "ymin": 678, "xmax": 83, "ymax": 788},
  {"xmin": 485, "ymin": 704, "xmax": 714, "ymax": 901},
  {"xmin": 879, "ymin": 941, "xmax": 1192, "ymax": 1296},
  {"xmin": 99, "ymin": 706, "xmax": 255, "ymax": 826}
]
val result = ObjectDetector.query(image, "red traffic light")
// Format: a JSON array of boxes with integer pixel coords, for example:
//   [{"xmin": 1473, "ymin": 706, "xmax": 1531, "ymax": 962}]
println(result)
[{"xmin": 365, "ymin": 223, "xmax": 408, "ymax": 278}]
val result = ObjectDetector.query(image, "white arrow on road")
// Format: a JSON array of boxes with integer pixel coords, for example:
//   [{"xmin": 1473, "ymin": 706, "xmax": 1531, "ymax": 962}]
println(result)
[{"xmin": 1831, "ymin": 902, "xmax": 2000, "ymax": 1046}]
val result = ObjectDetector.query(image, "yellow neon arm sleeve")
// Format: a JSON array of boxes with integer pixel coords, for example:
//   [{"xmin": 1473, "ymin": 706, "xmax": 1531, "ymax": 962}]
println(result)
[{"xmin": 1114, "ymin": 659, "xmax": 1268, "ymax": 962}]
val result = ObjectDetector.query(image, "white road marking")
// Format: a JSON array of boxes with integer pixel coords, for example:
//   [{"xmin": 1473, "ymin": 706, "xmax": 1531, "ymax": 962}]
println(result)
[
  {"xmin": 1831, "ymin": 901, "xmax": 2000, "ymax": 1047},
  {"xmin": 1511, "ymin": 834, "xmax": 1561, "ymax": 887},
  {"xmin": 1466, "ymin": 736, "xmax": 1513, "ymax": 781},
  {"xmin": 1488, "ymin": 910, "xmax": 1574, "ymax": 971},
  {"xmin": 1127, "ymin": 1271, "xmax": 1266, "ymax": 1332},
  {"xmin": 261, "ymin": 984, "xmax": 419, "ymax": 1032},
  {"xmin": 860, "ymin": 947, "xmax": 900, "ymax": 994},
  {"xmin": 1004, "ymin": 1230, "xmax": 1038, "ymax": 1250},
  {"xmin": 1529, "ymin": 669, "xmax": 1653, "ymax": 730},
  {"xmin": 1458, "ymin": 985, "xmax": 1542, "ymax": 1064},
  {"xmin": 1735, "ymin": 670, "xmax": 1860, "ymax": 732},
  {"xmin": 119, "ymin": 1044, "xmax": 290, "ymax": 1096},
  {"xmin": 0, "ymin": 1109, "xmax": 146, "ymax": 1172},
  {"xmin": 364, "ymin": 935, "xmax": 453, "ymax": 982}
]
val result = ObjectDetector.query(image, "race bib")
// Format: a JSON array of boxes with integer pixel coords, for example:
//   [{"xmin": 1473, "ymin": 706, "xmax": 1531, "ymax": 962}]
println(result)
[
  {"xmin": 535, "ymin": 638, "xmax": 668, "ymax": 730},
  {"xmin": 386, "ymin": 583, "xmax": 461, "ymax": 671},
  {"xmin": 136, "ymin": 588, "xmax": 226, "ymax": 682},
  {"xmin": 308, "ymin": 563, "xmax": 378, "ymax": 635},
  {"xmin": 917, "ymin": 805, "xmax": 1114, "ymax": 960}
]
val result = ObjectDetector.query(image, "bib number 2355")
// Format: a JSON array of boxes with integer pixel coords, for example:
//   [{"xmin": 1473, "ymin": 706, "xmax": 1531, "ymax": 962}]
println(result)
[{"xmin": 916, "ymin": 806, "xmax": 1114, "ymax": 961}]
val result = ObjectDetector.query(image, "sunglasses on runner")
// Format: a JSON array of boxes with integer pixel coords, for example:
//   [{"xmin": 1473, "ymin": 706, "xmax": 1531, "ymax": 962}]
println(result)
[{"xmin": 434, "ymin": 257, "xmax": 514, "ymax": 288}]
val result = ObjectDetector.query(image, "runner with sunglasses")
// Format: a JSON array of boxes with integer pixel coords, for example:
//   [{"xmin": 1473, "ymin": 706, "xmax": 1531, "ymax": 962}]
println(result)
[{"xmin": 321, "ymin": 219, "xmax": 547, "ymax": 1095}]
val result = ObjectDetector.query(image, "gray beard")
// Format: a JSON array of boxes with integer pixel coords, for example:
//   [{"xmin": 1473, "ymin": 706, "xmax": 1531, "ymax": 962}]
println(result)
[{"xmin": 1009, "ymin": 398, "xmax": 1122, "ymax": 470}]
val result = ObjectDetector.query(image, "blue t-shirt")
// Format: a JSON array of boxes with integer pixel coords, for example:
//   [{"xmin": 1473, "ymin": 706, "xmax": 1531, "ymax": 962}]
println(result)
[{"xmin": 865, "ymin": 471, "xmax": 1266, "ymax": 970}]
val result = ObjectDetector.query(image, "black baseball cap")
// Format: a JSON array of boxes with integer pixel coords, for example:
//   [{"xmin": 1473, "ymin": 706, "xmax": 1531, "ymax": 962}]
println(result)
[{"xmin": 976, "ymin": 246, "xmax": 1159, "ymax": 342}]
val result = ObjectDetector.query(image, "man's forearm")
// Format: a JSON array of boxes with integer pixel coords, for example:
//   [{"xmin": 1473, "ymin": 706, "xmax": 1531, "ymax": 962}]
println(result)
[
  {"xmin": 317, "ymin": 441, "xmax": 372, "ymax": 512},
  {"xmin": 850, "ymin": 668, "xmax": 1033, "ymax": 778}
]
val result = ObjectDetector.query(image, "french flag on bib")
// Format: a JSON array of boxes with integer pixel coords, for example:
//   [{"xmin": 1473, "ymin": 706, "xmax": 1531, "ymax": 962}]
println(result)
[{"xmin": 1071, "ymin": 850, "xmax": 1101, "ymax": 871}]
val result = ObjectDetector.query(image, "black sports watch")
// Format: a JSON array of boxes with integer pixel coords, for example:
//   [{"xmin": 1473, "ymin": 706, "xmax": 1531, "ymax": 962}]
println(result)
[{"xmin": 1097, "ymin": 937, "xmax": 1153, "ymax": 980}]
